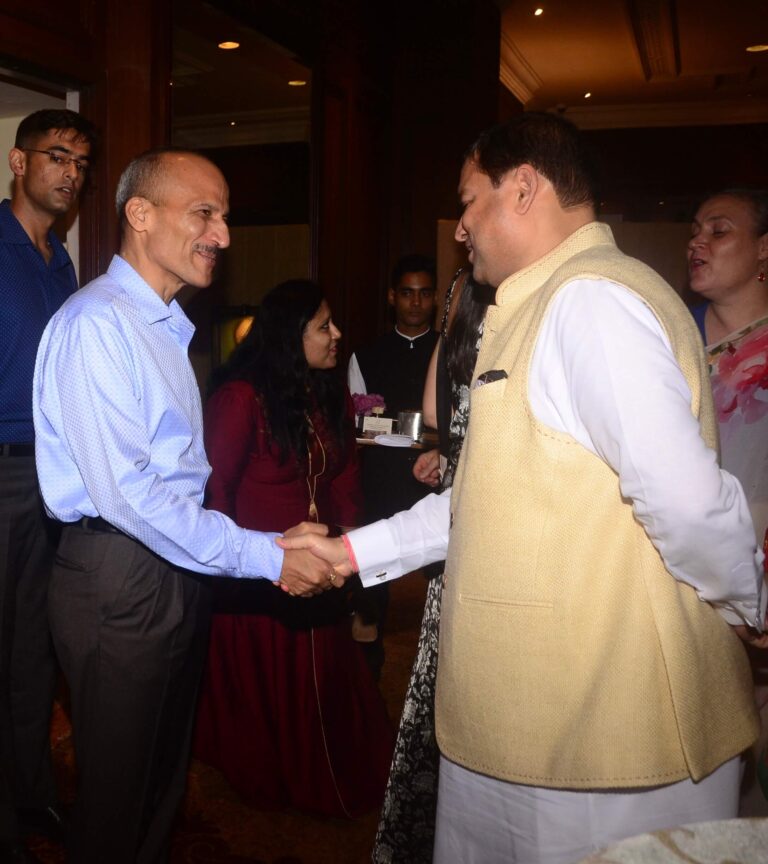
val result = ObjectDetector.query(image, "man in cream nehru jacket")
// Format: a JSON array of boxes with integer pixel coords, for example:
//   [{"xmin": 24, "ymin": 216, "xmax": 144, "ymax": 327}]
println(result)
[{"xmin": 280, "ymin": 112, "xmax": 766, "ymax": 864}]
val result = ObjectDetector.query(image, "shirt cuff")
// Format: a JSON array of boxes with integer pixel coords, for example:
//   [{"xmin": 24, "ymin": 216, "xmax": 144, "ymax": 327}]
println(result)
[
  {"xmin": 347, "ymin": 521, "xmax": 405, "ymax": 587},
  {"xmin": 714, "ymin": 549, "xmax": 767, "ymax": 629},
  {"xmin": 242, "ymin": 530, "xmax": 284, "ymax": 581}
]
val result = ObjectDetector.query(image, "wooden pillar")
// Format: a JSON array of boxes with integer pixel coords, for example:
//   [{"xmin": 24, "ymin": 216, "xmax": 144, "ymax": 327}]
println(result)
[
  {"xmin": 79, "ymin": 0, "xmax": 172, "ymax": 281},
  {"xmin": 312, "ymin": 28, "xmax": 391, "ymax": 364}
]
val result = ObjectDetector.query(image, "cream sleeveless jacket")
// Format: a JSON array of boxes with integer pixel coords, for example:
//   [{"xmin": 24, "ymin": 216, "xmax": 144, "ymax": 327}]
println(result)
[{"xmin": 435, "ymin": 222, "xmax": 757, "ymax": 789}]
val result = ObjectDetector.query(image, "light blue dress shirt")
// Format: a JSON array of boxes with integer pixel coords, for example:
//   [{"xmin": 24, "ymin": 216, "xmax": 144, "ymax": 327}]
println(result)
[{"xmin": 33, "ymin": 255, "xmax": 283, "ymax": 581}]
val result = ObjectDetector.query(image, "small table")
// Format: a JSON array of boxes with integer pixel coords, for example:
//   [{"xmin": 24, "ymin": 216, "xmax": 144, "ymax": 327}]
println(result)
[{"xmin": 355, "ymin": 431, "xmax": 438, "ymax": 451}]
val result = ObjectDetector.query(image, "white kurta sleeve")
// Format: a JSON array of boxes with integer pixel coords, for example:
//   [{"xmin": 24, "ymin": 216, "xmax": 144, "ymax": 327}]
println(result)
[
  {"xmin": 347, "ymin": 487, "xmax": 451, "ymax": 587},
  {"xmin": 529, "ymin": 278, "xmax": 765, "ymax": 628},
  {"xmin": 347, "ymin": 353, "xmax": 367, "ymax": 395}
]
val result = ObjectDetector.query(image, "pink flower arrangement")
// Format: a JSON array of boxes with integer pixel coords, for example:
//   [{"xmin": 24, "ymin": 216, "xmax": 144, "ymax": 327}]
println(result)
[
  {"xmin": 711, "ymin": 326, "xmax": 768, "ymax": 424},
  {"xmin": 352, "ymin": 392, "xmax": 386, "ymax": 416}
]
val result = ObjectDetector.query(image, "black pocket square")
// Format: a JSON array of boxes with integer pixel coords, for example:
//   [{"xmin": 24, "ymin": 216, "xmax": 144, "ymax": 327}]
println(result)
[{"xmin": 474, "ymin": 369, "xmax": 508, "ymax": 389}]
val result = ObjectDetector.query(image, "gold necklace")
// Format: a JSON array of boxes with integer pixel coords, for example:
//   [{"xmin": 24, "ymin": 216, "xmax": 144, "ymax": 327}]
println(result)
[{"xmin": 305, "ymin": 415, "xmax": 326, "ymax": 522}]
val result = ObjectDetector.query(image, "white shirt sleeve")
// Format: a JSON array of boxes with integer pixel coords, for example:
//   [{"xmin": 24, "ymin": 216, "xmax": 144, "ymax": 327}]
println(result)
[
  {"xmin": 348, "ymin": 487, "xmax": 451, "ymax": 587},
  {"xmin": 347, "ymin": 353, "xmax": 367, "ymax": 395},
  {"xmin": 530, "ymin": 278, "xmax": 765, "ymax": 628}
]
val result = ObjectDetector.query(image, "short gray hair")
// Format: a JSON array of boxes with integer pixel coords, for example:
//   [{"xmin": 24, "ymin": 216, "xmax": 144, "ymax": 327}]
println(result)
[{"xmin": 115, "ymin": 146, "xmax": 202, "ymax": 226}]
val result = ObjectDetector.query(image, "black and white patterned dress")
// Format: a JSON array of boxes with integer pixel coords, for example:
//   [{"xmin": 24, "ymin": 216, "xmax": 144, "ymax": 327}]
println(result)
[{"xmin": 372, "ymin": 274, "xmax": 481, "ymax": 864}]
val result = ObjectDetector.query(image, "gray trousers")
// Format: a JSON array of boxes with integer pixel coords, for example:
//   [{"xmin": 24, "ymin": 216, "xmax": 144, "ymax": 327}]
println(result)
[
  {"xmin": 0, "ymin": 456, "xmax": 59, "ymax": 841},
  {"xmin": 49, "ymin": 524, "xmax": 211, "ymax": 864}
]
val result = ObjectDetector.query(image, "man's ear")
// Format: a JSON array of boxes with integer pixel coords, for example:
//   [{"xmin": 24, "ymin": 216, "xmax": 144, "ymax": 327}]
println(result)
[
  {"xmin": 8, "ymin": 148, "xmax": 25, "ymax": 178},
  {"xmin": 513, "ymin": 164, "xmax": 538, "ymax": 214},
  {"xmin": 124, "ymin": 197, "xmax": 152, "ymax": 233},
  {"xmin": 387, "ymin": 286, "xmax": 396, "ymax": 307}
]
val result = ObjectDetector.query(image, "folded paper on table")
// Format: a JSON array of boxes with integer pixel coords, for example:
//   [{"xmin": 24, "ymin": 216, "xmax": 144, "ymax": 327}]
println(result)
[{"xmin": 374, "ymin": 434, "xmax": 415, "ymax": 448}]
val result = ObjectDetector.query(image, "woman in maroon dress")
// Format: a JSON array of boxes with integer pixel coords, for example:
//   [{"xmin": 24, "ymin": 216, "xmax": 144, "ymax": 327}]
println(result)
[{"xmin": 195, "ymin": 280, "xmax": 393, "ymax": 818}]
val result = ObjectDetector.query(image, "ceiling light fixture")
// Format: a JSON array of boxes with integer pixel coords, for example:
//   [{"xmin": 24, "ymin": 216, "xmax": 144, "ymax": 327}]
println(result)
[
  {"xmin": 584, "ymin": 92, "xmax": 592, "ymax": 99},
  {"xmin": 746, "ymin": 44, "xmax": 768, "ymax": 52},
  {"xmin": 218, "ymin": 41, "xmax": 240, "ymax": 50},
  {"xmin": 534, "ymin": 7, "xmax": 543, "ymax": 15},
  {"xmin": 230, "ymin": 121, "xmax": 236, "ymax": 126},
  {"xmin": 288, "ymin": 80, "xmax": 307, "ymax": 87}
]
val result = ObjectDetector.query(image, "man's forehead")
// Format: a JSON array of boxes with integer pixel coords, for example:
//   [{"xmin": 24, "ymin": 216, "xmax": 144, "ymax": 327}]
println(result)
[
  {"xmin": 37, "ymin": 128, "xmax": 91, "ymax": 153},
  {"xmin": 458, "ymin": 158, "xmax": 488, "ymax": 191},
  {"xmin": 160, "ymin": 155, "xmax": 228, "ymax": 202},
  {"xmin": 459, "ymin": 158, "xmax": 521, "ymax": 194},
  {"xmin": 398, "ymin": 270, "xmax": 433, "ymax": 286}
]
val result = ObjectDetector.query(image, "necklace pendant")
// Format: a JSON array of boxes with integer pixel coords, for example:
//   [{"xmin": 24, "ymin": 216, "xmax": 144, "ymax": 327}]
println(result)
[{"xmin": 308, "ymin": 500, "xmax": 317, "ymax": 519}]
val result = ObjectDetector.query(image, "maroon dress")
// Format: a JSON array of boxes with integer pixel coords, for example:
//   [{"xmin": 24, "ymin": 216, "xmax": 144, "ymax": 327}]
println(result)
[{"xmin": 194, "ymin": 380, "xmax": 393, "ymax": 817}]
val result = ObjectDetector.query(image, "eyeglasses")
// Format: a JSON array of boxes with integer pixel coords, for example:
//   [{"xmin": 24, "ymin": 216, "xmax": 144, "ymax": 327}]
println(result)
[
  {"xmin": 395, "ymin": 287, "xmax": 435, "ymax": 300},
  {"xmin": 23, "ymin": 149, "xmax": 89, "ymax": 175}
]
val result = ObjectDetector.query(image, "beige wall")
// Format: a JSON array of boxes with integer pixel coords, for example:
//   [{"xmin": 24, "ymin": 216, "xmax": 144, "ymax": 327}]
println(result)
[
  {"xmin": 184, "ymin": 222, "xmax": 311, "ymax": 393},
  {"xmin": 611, "ymin": 222, "xmax": 691, "ymax": 296},
  {"xmin": 220, "ymin": 223, "xmax": 311, "ymax": 306},
  {"xmin": 436, "ymin": 219, "xmax": 692, "ymax": 314},
  {"xmin": 0, "ymin": 115, "xmax": 25, "ymax": 199}
]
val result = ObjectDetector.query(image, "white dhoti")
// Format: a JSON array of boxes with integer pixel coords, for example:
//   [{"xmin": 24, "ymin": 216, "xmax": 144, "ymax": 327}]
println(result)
[{"xmin": 433, "ymin": 754, "xmax": 740, "ymax": 864}]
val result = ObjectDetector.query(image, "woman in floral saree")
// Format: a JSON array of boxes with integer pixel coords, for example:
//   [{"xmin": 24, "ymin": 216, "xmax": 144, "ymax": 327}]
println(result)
[
  {"xmin": 689, "ymin": 189, "xmax": 768, "ymax": 566},
  {"xmin": 688, "ymin": 187, "xmax": 768, "ymax": 811}
]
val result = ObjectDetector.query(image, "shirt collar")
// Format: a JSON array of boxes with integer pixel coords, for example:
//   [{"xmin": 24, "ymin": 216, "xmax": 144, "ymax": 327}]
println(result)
[
  {"xmin": 0, "ymin": 199, "xmax": 72, "ymax": 269},
  {"xmin": 395, "ymin": 325, "xmax": 432, "ymax": 343},
  {"xmin": 107, "ymin": 255, "xmax": 195, "ymax": 338},
  {"xmin": 0, "ymin": 200, "xmax": 29, "ymax": 244}
]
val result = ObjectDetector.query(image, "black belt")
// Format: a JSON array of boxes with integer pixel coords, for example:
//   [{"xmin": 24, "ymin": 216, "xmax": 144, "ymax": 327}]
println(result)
[
  {"xmin": 75, "ymin": 516, "xmax": 124, "ymax": 535},
  {"xmin": 0, "ymin": 443, "xmax": 35, "ymax": 457}
]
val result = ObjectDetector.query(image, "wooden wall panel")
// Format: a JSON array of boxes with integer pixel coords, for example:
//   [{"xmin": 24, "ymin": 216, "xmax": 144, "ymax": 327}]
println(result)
[
  {"xmin": 313, "ymin": 0, "xmax": 501, "ymax": 359},
  {"xmin": 182, "ymin": 0, "xmax": 501, "ymax": 360},
  {"xmin": 385, "ymin": 0, "xmax": 501, "ymax": 277},
  {"xmin": 584, "ymin": 124, "xmax": 768, "ymax": 224},
  {"xmin": 313, "ymin": 66, "xmax": 390, "ymax": 366},
  {"xmin": 0, "ymin": 0, "xmax": 173, "ymax": 284},
  {"xmin": 0, "ymin": 0, "xmax": 95, "ymax": 84}
]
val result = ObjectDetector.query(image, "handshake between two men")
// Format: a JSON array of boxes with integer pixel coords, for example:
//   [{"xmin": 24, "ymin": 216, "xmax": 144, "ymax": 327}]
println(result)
[{"xmin": 276, "ymin": 522, "xmax": 355, "ymax": 597}]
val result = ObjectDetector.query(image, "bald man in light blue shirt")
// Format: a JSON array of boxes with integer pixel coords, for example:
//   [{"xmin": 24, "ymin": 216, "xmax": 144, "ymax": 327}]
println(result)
[{"xmin": 33, "ymin": 147, "xmax": 334, "ymax": 864}]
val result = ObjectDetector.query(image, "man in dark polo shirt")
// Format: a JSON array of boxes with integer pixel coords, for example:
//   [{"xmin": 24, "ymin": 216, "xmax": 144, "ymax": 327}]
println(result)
[
  {"xmin": 347, "ymin": 254, "xmax": 438, "ymax": 673},
  {"xmin": 0, "ymin": 108, "xmax": 96, "ymax": 863}
]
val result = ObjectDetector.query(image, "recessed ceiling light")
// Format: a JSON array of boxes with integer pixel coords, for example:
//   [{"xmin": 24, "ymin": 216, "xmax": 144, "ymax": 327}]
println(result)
[
  {"xmin": 534, "ymin": 7, "xmax": 543, "ymax": 15},
  {"xmin": 230, "ymin": 121, "xmax": 236, "ymax": 126},
  {"xmin": 288, "ymin": 80, "xmax": 307, "ymax": 87},
  {"xmin": 746, "ymin": 44, "xmax": 768, "ymax": 52},
  {"xmin": 218, "ymin": 41, "xmax": 240, "ymax": 50},
  {"xmin": 584, "ymin": 92, "xmax": 592, "ymax": 99}
]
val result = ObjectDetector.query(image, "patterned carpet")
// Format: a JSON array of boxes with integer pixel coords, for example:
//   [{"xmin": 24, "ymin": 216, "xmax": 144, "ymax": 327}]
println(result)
[{"xmin": 28, "ymin": 574, "xmax": 427, "ymax": 864}]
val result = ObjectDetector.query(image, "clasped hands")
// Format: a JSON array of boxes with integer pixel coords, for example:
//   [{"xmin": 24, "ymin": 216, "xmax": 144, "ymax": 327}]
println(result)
[{"xmin": 274, "ymin": 522, "xmax": 354, "ymax": 597}]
